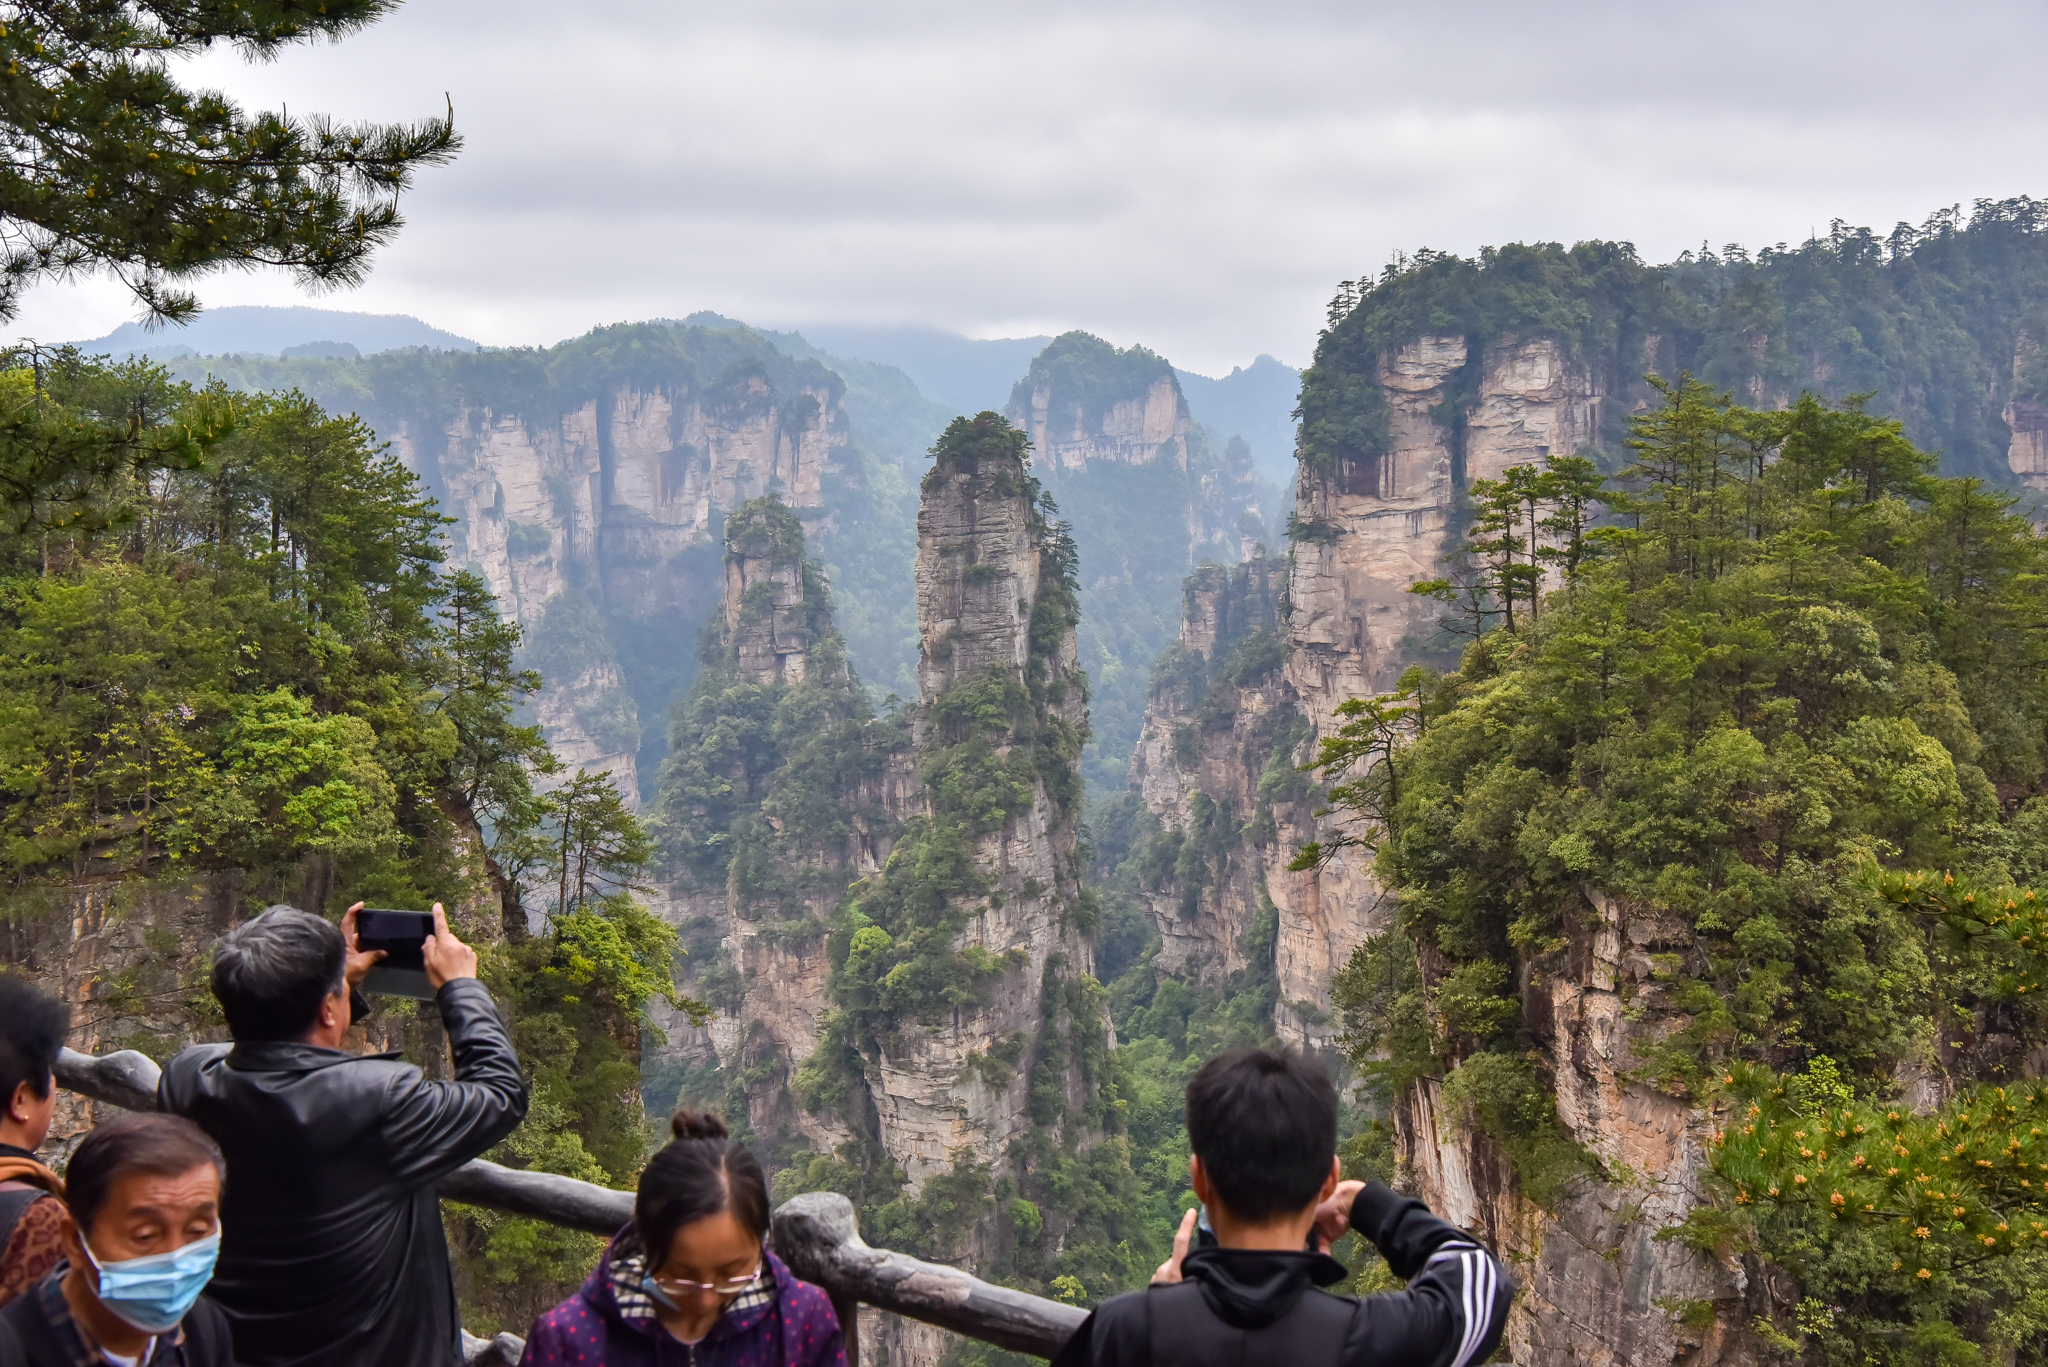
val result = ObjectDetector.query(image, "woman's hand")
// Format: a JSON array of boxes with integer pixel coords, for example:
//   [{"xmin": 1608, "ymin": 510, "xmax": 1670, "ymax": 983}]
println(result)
[{"xmin": 1152, "ymin": 1209, "xmax": 1196, "ymax": 1284}]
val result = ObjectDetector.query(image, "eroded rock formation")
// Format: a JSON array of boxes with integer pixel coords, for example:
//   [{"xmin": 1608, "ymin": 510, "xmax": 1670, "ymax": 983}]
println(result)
[
  {"xmin": 1123, "ymin": 335, "xmax": 1609, "ymax": 1051},
  {"xmin": 866, "ymin": 417, "xmax": 1094, "ymax": 1182},
  {"xmin": 648, "ymin": 498, "xmax": 904, "ymax": 1160},
  {"xmin": 387, "ymin": 350, "xmax": 850, "ymax": 800}
]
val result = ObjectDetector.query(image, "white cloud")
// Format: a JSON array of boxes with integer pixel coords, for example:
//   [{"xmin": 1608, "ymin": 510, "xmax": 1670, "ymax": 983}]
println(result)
[{"xmin": 14, "ymin": 0, "xmax": 2048, "ymax": 376}]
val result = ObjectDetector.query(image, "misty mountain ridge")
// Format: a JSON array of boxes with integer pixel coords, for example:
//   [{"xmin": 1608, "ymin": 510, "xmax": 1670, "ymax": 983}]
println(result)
[
  {"xmin": 76, "ymin": 304, "xmax": 1303, "ymax": 482},
  {"xmin": 73, "ymin": 304, "xmax": 479, "ymax": 359}
]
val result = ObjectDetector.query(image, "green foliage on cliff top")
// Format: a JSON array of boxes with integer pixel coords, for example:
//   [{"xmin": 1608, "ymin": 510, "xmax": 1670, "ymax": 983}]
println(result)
[
  {"xmin": 1007, "ymin": 331, "xmax": 1179, "ymax": 430},
  {"xmin": 1314, "ymin": 376, "xmax": 2048, "ymax": 1358},
  {"xmin": 1301, "ymin": 198, "xmax": 2048, "ymax": 485}
]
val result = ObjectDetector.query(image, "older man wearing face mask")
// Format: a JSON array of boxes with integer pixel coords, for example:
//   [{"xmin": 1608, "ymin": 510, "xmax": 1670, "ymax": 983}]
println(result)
[{"xmin": 0, "ymin": 1112, "xmax": 232, "ymax": 1366}]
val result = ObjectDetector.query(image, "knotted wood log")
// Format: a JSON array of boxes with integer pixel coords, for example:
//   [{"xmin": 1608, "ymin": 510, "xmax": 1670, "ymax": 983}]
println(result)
[{"xmin": 771, "ymin": 1191, "xmax": 1086, "ymax": 1360}]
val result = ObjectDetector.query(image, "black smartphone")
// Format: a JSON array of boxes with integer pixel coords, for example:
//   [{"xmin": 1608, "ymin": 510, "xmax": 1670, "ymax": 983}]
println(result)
[{"xmin": 357, "ymin": 908, "xmax": 436, "ymax": 1000}]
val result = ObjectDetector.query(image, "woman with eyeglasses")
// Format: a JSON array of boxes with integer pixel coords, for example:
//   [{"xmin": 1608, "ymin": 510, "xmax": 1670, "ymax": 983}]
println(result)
[{"xmin": 519, "ymin": 1111, "xmax": 847, "ymax": 1367}]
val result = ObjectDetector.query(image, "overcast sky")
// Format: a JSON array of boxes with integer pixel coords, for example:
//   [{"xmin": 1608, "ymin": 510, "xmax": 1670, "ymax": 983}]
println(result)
[{"xmin": 15, "ymin": 0, "xmax": 2048, "ymax": 376}]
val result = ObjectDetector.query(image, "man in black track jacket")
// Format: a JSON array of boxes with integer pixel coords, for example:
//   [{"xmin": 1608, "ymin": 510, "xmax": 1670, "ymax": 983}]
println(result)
[
  {"xmin": 159, "ymin": 903, "xmax": 528, "ymax": 1367},
  {"xmin": 1052, "ymin": 1048, "xmax": 1512, "ymax": 1367}
]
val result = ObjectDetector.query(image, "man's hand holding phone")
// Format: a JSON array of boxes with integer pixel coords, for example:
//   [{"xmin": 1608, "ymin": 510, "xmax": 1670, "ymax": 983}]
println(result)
[
  {"xmin": 342, "ymin": 904, "xmax": 387, "ymax": 988},
  {"xmin": 421, "ymin": 903, "xmax": 478, "ymax": 989},
  {"xmin": 350, "ymin": 902, "xmax": 477, "ymax": 998}
]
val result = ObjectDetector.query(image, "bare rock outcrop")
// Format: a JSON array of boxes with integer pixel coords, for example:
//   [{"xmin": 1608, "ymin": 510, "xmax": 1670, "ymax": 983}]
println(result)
[
  {"xmin": 2005, "ymin": 330, "xmax": 2048, "ymax": 495},
  {"xmin": 868, "ymin": 416, "xmax": 1093, "ymax": 1183}
]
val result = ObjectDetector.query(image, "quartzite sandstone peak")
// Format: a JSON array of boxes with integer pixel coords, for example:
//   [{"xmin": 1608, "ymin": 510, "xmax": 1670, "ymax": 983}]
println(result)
[
  {"xmin": 367, "ymin": 327, "xmax": 854, "ymax": 802},
  {"xmin": 873, "ymin": 414, "xmax": 1094, "ymax": 1182},
  {"xmin": 648, "ymin": 496, "xmax": 904, "ymax": 1160}
]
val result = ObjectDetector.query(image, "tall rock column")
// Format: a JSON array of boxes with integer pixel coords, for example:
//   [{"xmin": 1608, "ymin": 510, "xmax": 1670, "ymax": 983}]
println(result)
[
  {"xmin": 649, "ymin": 497, "xmax": 906, "ymax": 1159},
  {"xmin": 841, "ymin": 413, "xmax": 1095, "ymax": 1184}
]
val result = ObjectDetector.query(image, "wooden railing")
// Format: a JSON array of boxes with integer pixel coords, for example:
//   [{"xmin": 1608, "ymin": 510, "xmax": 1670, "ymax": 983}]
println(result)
[{"xmin": 52, "ymin": 1048, "xmax": 1085, "ymax": 1365}]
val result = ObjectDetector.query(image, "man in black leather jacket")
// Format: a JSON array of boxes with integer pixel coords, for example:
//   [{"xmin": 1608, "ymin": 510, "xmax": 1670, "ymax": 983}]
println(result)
[
  {"xmin": 159, "ymin": 903, "xmax": 528, "ymax": 1367},
  {"xmin": 1051, "ymin": 1048, "xmax": 1512, "ymax": 1367}
]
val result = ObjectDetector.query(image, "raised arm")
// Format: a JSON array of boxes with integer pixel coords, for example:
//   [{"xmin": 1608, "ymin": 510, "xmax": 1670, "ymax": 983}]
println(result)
[
  {"xmin": 1320, "ymin": 1181, "xmax": 1514, "ymax": 1367},
  {"xmin": 379, "ymin": 905, "xmax": 529, "ymax": 1185}
]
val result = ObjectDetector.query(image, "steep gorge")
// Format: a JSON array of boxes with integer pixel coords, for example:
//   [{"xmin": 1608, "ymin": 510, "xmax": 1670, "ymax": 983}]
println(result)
[
  {"xmin": 1003, "ymin": 331, "xmax": 1280, "ymax": 794},
  {"xmin": 652, "ymin": 419, "xmax": 1113, "ymax": 1366},
  {"xmin": 169, "ymin": 323, "xmax": 931, "ymax": 802}
]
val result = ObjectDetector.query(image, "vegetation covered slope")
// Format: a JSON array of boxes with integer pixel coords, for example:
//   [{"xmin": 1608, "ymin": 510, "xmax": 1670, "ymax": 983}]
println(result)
[
  {"xmin": 647, "ymin": 496, "xmax": 910, "ymax": 1158},
  {"xmin": 1300, "ymin": 198, "xmax": 2048, "ymax": 487},
  {"xmin": 0, "ymin": 349, "xmax": 685, "ymax": 1335},
  {"xmin": 1320, "ymin": 379, "xmax": 2048, "ymax": 1361}
]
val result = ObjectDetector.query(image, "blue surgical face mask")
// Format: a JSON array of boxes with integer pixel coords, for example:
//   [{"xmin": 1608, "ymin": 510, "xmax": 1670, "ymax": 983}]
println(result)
[{"xmin": 84, "ymin": 1231, "xmax": 220, "ymax": 1333}]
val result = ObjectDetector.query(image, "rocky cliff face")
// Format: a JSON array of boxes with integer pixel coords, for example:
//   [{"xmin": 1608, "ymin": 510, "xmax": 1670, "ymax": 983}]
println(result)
[
  {"xmin": 389, "ymin": 361, "xmax": 848, "ymax": 801},
  {"xmin": 1122, "ymin": 549, "xmax": 1392, "ymax": 1049},
  {"xmin": 1286, "ymin": 333, "xmax": 1605, "ymax": 713},
  {"xmin": 869, "ymin": 419, "xmax": 1093, "ymax": 1182},
  {"xmin": 1395, "ymin": 889, "xmax": 1760, "ymax": 1366},
  {"xmin": 2006, "ymin": 331, "xmax": 2048, "ymax": 496},
  {"xmin": 1015, "ymin": 367, "xmax": 1188, "ymax": 474},
  {"xmin": 646, "ymin": 498, "xmax": 904, "ymax": 1161},
  {"xmin": 1123, "ymin": 335, "xmax": 1607, "ymax": 1051}
]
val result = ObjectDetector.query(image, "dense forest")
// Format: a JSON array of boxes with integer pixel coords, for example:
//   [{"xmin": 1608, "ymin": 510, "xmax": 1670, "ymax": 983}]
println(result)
[
  {"xmin": 1313, "ymin": 374, "xmax": 2048, "ymax": 1361},
  {"xmin": 0, "ymin": 349, "xmax": 689, "ymax": 1329}
]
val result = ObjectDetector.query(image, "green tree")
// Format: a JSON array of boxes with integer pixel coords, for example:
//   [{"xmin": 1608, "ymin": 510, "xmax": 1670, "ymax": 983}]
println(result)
[
  {"xmin": 1309, "ymin": 380, "xmax": 2048, "ymax": 1358},
  {"xmin": 0, "ymin": 0, "xmax": 458, "ymax": 322}
]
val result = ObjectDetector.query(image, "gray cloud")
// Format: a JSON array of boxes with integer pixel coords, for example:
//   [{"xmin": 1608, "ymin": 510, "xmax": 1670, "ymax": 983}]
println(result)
[{"xmin": 16, "ymin": 0, "xmax": 2048, "ymax": 376}]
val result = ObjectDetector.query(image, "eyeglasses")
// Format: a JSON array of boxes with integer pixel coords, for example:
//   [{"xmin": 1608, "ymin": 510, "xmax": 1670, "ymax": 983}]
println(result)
[{"xmin": 646, "ymin": 1264, "xmax": 765, "ymax": 1297}]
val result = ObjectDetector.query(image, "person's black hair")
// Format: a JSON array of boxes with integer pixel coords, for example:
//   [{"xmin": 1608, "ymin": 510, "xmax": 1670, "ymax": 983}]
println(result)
[
  {"xmin": 636, "ymin": 1110, "xmax": 769, "ymax": 1266},
  {"xmin": 1185, "ymin": 1047, "xmax": 1339, "ymax": 1222},
  {"xmin": 210, "ymin": 906, "xmax": 345, "ymax": 1042},
  {"xmin": 66, "ymin": 1112, "xmax": 224, "ymax": 1236},
  {"xmin": 0, "ymin": 975, "xmax": 69, "ymax": 1108}
]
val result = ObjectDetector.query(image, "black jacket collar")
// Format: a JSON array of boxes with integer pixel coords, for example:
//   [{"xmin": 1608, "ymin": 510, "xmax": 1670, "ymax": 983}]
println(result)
[
  {"xmin": 1178, "ymin": 1246, "xmax": 1351, "ymax": 1329},
  {"xmin": 224, "ymin": 1041, "xmax": 401, "ymax": 1072}
]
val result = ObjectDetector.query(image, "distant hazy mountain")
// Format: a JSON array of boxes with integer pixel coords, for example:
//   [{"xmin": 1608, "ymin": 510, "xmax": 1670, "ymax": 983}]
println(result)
[
  {"xmin": 1174, "ymin": 355, "xmax": 1301, "ymax": 485},
  {"xmin": 792, "ymin": 323, "xmax": 1053, "ymax": 417},
  {"xmin": 72, "ymin": 305, "xmax": 478, "ymax": 359}
]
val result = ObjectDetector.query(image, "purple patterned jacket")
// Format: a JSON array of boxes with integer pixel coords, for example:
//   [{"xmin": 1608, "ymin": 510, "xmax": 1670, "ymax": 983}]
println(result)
[{"xmin": 519, "ymin": 1227, "xmax": 848, "ymax": 1367}]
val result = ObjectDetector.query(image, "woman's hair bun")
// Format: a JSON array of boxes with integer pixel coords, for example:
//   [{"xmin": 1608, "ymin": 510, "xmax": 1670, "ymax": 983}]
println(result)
[{"xmin": 671, "ymin": 1109, "xmax": 730, "ymax": 1141}]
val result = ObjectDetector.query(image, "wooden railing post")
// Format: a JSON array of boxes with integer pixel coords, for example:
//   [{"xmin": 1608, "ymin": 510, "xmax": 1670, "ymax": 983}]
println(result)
[
  {"xmin": 771, "ymin": 1192, "xmax": 1086, "ymax": 1360},
  {"xmin": 830, "ymin": 1289, "xmax": 861, "ymax": 1366}
]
